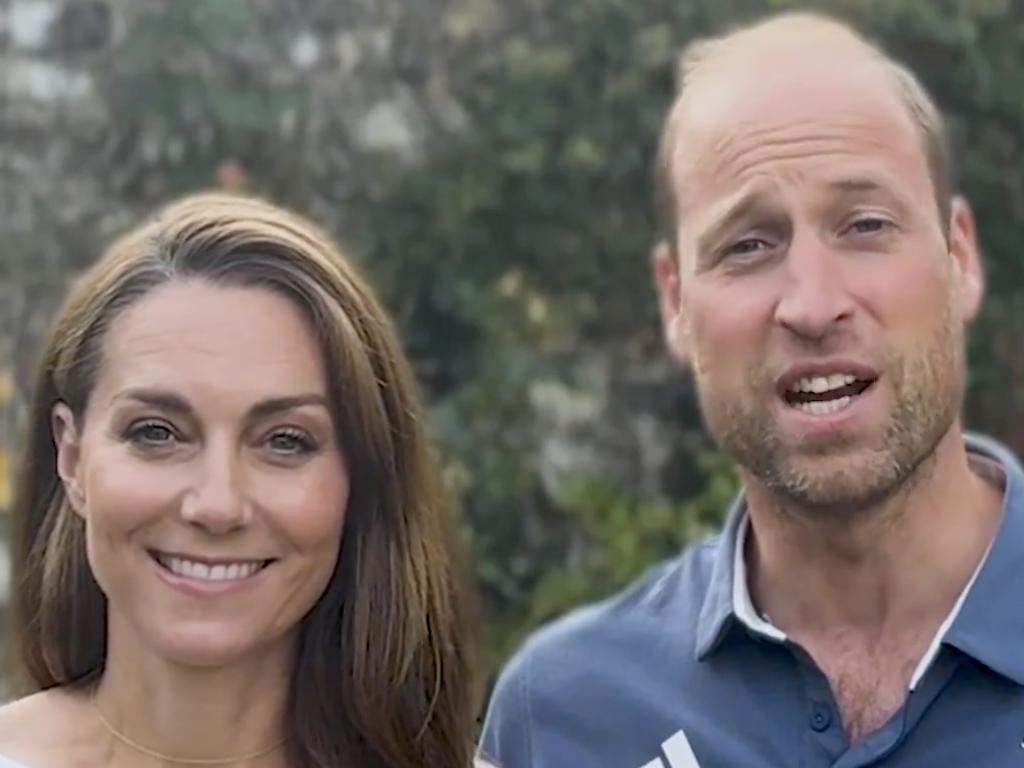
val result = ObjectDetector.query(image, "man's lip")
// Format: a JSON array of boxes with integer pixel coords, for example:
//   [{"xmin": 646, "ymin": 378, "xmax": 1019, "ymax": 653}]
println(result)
[
  {"xmin": 775, "ymin": 359, "xmax": 880, "ymax": 396},
  {"xmin": 148, "ymin": 549, "xmax": 275, "ymax": 566}
]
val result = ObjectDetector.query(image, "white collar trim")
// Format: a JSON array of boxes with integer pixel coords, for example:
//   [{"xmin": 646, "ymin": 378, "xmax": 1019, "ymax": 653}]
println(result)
[
  {"xmin": 908, "ymin": 534, "xmax": 992, "ymax": 690},
  {"xmin": 732, "ymin": 510, "xmax": 995, "ymax": 689},
  {"xmin": 733, "ymin": 514, "xmax": 787, "ymax": 642}
]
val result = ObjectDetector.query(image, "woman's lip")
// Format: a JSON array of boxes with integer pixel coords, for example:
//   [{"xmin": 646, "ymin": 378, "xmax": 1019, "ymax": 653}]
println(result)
[
  {"xmin": 150, "ymin": 553, "xmax": 273, "ymax": 596},
  {"xmin": 147, "ymin": 549, "xmax": 274, "ymax": 566}
]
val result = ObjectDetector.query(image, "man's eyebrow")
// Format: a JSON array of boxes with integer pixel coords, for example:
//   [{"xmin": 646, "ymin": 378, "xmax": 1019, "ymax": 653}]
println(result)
[
  {"xmin": 693, "ymin": 186, "xmax": 778, "ymax": 259},
  {"xmin": 692, "ymin": 175, "xmax": 907, "ymax": 254},
  {"xmin": 822, "ymin": 175, "xmax": 912, "ymax": 214},
  {"xmin": 826, "ymin": 176, "xmax": 888, "ymax": 194},
  {"xmin": 111, "ymin": 388, "xmax": 330, "ymax": 421}
]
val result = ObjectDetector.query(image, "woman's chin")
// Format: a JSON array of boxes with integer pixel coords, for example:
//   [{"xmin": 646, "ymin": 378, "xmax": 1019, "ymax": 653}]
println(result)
[{"xmin": 149, "ymin": 622, "xmax": 289, "ymax": 669}]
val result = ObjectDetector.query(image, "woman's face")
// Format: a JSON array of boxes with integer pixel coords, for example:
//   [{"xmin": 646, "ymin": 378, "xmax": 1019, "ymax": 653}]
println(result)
[{"xmin": 54, "ymin": 279, "xmax": 350, "ymax": 667}]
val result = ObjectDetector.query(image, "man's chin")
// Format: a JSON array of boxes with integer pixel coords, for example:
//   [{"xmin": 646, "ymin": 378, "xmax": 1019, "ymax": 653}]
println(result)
[{"xmin": 758, "ymin": 448, "xmax": 907, "ymax": 516}]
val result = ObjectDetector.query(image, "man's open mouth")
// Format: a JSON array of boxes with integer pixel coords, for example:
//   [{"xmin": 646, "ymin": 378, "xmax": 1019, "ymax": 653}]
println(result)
[{"xmin": 782, "ymin": 373, "xmax": 877, "ymax": 416}]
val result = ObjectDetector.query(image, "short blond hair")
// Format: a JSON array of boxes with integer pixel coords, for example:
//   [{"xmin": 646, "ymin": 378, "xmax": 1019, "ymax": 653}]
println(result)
[{"xmin": 654, "ymin": 12, "xmax": 953, "ymax": 249}]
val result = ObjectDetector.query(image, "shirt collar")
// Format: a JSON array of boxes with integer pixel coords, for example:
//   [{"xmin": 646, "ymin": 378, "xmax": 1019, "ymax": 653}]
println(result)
[
  {"xmin": 939, "ymin": 434, "xmax": 1024, "ymax": 686},
  {"xmin": 695, "ymin": 434, "xmax": 1024, "ymax": 683},
  {"xmin": 732, "ymin": 514, "xmax": 787, "ymax": 643},
  {"xmin": 694, "ymin": 494, "xmax": 755, "ymax": 659}
]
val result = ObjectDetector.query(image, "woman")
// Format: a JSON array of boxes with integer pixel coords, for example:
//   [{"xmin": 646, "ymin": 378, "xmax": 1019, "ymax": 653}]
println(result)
[{"xmin": 0, "ymin": 193, "xmax": 479, "ymax": 767}]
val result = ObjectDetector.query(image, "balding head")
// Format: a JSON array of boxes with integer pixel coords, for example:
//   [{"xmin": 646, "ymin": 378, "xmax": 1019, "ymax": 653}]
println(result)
[{"xmin": 654, "ymin": 12, "xmax": 952, "ymax": 251}]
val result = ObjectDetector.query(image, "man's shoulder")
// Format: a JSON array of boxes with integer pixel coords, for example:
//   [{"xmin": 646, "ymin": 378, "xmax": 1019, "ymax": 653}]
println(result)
[
  {"xmin": 479, "ymin": 534, "xmax": 725, "ymax": 766},
  {"xmin": 499, "ymin": 533, "xmax": 722, "ymax": 690}
]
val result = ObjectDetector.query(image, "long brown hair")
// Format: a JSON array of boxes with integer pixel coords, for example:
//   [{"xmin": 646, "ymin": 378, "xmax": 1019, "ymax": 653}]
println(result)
[{"xmin": 11, "ymin": 192, "xmax": 479, "ymax": 767}]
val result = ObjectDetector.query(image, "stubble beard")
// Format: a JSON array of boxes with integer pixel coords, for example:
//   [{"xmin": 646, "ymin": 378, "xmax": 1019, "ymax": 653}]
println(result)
[{"xmin": 696, "ymin": 314, "xmax": 965, "ymax": 520}]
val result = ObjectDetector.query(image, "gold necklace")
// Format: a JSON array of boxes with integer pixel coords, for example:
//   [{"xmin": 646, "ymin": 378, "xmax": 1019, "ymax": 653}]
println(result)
[{"xmin": 93, "ymin": 698, "xmax": 287, "ymax": 765}]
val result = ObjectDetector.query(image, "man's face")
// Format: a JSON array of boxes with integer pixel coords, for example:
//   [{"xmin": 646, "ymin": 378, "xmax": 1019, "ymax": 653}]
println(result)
[{"xmin": 654, "ymin": 50, "xmax": 982, "ymax": 515}]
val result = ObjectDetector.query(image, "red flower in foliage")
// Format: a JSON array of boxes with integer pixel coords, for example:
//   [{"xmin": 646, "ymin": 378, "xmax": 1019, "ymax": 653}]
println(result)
[{"xmin": 216, "ymin": 160, "xmax": 247, "ymax": 191}]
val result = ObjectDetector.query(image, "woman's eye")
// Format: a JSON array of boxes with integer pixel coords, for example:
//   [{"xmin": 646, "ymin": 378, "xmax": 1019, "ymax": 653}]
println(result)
[
  {"xmin": 266, "ymin": 429, "xmax": 316, "ymax": 457},
  {"xmin": 125, "ymin": 421, "xmax": 176, "ymax": 448}
]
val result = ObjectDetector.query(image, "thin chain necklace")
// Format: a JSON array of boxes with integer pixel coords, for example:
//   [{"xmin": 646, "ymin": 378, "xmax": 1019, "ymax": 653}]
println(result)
[{"xmin": 92, "ymin": 698, "xmax": 287, "ymax": 765}]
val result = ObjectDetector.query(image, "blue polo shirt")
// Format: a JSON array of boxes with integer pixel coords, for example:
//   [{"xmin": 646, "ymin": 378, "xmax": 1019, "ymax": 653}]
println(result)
[{"xmin": 478, "ymin": 435, "xmax": 1024, "ymax": 767}]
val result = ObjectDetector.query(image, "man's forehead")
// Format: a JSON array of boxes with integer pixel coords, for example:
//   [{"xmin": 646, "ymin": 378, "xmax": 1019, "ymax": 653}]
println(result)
[
  {"xmin": 674, "ymin": 15, "xmax": 912, "ymax": 152},
  {"xmin": 671, "ymin": 56, "xmax": 922, "ymax": 212},
  {"xmin": 679, "ymin": 116, "xmax": 916, "ymax": 195},
  {"xmin": 700, "ymin": 61, "xmax": 899, "ymax": 117},
  {"xmin": 683, "ymin": 14, "xmax": 877, "ymax": 84}
]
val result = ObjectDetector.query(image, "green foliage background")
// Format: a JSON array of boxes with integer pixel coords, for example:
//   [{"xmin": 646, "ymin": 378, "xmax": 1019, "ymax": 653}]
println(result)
[
  {"xmin": 350, "ymin": 0, "xmax": 1024, "ymax": 672},
  {"xmin": 7, "ymin": 0, "xmax": 1024, "ymax": 684}
]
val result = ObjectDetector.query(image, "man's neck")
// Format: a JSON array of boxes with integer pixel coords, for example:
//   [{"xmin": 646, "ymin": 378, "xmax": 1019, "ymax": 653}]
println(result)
[
  {"xmin": 745, "ymin": 429, "xmax": 1004, "ymax": 636},
  {"xmin": 742, "ymin": 428, "xmax": 1005, "ymax": 743}
]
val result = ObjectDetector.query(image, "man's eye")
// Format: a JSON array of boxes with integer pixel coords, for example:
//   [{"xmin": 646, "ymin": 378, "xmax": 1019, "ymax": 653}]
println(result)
[
  {"xmin": 125, "ymin": 421, "xmax": 176, "ymax": 447},
  {"xmin": 725, "ymin": 238, "xmax": 771, "ymax": 257},
  {"xmin": 846, "ymin": 217, "xmax": 890, "ymax": 235}
]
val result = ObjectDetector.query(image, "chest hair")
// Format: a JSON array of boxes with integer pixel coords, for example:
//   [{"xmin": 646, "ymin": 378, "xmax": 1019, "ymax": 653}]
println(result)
[{"xmin": 800, "ymin": 626, "xmax": 935, "ymax": 744}]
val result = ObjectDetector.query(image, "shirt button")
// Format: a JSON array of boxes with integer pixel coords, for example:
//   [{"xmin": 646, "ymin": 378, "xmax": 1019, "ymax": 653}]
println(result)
[{"xmin": 809, "ymin": 705, "xmax": 832, "ymax": 732}]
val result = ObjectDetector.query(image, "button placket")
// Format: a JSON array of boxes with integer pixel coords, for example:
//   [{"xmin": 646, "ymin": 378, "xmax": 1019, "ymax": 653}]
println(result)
[{"xmin": 810, "ymin": 704, "xmax": 833, "ymax": 732}]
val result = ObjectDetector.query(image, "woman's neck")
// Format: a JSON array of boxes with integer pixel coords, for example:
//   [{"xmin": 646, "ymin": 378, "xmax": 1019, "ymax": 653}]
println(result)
[{"xmin": 93, "ymin": 613, "xmax": 294, "ymax": 767}]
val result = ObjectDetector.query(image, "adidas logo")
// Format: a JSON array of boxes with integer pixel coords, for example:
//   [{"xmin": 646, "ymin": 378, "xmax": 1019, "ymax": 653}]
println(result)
[
  {"xmin": 474, "ymin": 728, "xmax": 700, "ymax": 768},
  {"xmin": 639, "ymin": 729, "xmax": 702, "ymax": 768}
]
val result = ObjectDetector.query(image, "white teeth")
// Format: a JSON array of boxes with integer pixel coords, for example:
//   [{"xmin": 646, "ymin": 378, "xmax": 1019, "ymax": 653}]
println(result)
[
  {"xmin": 792, "ymin": 373, "xmax": 860, "ymax": 395},
  {"xmin": 810, "ymin": 376, "xmax": 830, "ymax": 394},
  {"xmin": 827, "ymin": 373, "xmax": 847, "ymax": 390},
  {"xmin": 795, "ymin": 395, "xmax": 852, "ymax": 415},
  {"xmin": 157, "ymin": 555, "xmax": 264, "ymax": 582}
]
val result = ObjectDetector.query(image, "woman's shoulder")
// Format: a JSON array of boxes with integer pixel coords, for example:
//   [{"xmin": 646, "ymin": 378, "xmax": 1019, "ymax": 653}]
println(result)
[
  {"xmin": 0, "ymin": 692, "xmax": 45, "ymax": 767},
  {"xmin": 0, "ymin": 688, "xmax": 73, "ymax": 726},
  {"xmin": 0, "ymin": 689, "xmax": 90, "ymax": 767}
]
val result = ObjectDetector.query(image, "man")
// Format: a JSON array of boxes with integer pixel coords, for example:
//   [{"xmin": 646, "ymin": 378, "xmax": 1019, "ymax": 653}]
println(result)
[{"xmin": 478, "ymin": 12, "xmax": 1024, "ymax": 768}]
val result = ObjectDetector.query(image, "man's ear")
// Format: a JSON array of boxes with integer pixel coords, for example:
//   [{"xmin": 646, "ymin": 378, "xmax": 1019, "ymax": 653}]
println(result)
[
  {"xmin": 52, "ymin": 401, "xmax": 86, "ymax": 517},
  {"xmin": 948, "ymin": 195, "xmax": 984, "ymax": 323},
  {"xmin": 651, "ymin": 240, "xmax": 691, "ymax": 366}
]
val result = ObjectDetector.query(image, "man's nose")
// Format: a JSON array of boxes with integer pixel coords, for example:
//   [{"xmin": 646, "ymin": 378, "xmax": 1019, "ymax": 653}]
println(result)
[{"xmin": 774, "ymin": 233, "xmax": 855, "ymax": 340}]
